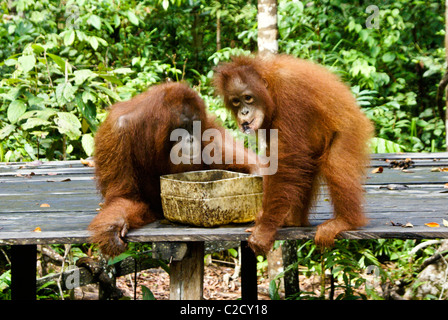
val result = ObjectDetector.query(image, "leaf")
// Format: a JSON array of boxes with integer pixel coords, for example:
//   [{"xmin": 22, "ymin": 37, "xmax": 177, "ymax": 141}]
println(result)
[
  {"xmin": 96, "ymin": 37, "xmax": 108, "ymax": 47},
  {"xmin": 46, "ymin": 53, "xmax": 72, "ymax": 73},
  {"xmin": 76, "ymin": 30, "xmax": 87, "ymax": 42},
  {"xmin": 127, "ymin": 11, "xmax": 139, "ymax": 25},
  {"xmin": 112, "ymin": 68, "xmax": 134, "ymax": 74},
  {"xmin": 425, "ymin": 222, "xmax": 440, "ymax": 228},
  {"xmin": 31, "ymin": 44, "xmax": 44, "ymax": 55},
  {"xmin": 33, "ymin": 227, "xmax": 42, "ymax": 232},
  {"xmin": 82, "ymin": 91, "xmax": 97, "ymax": 104},
  {"xmin": 40, "ymin": 203, "xmax": 51, "ymax": 208},
  {"xmin": 54, "ymin": 112, "xmax": 82, "ymax": 140},
  {"xmin": 64, "ymin": 29, "xmax": 76, "ymax": 46},
  {"xmin": 24, "ymin": 92, "xmax": 45, "ymax": 108},
  {"xmin": 7, "ymin": 100, "xmax": 27, "ymax": 124},
  {"xmin": 162, "ymin": 0, "xmax": 169, "ymax": 10},
  {"xmin": 443, "ymin": 219, "xmax": 448, "ymax": 227},
  {"xmin": 82, "ymin": 134, "xmax": 95, "ymax": 157},
  {"xmin": 141, "ymin": 285, "xmax": 156, "ymax": 300},
  {"xmin": 18, "ymin": 55, "xmax": 36, "ymax": 73},
  {"xmin": 227, "ymin": 248, "xmax": 238, "ymax": 258},
  {"xmin": 382, "ymin": 52, "xmax": 396, "ymax": 63},
  {"xmin": 4, "ymin": 58, "xmax": 17, "ymax": 66},
  {"xmin": 107, "ymin": 252, "xmax": 133, "ymax": 265},
  {"xmin": 268, "ymin": 280, "xmax": 281, "ymax": 300},
  {"xmin": 0, "ymin": 124, "xmax": 16, "ymax": 140},
  {"xmin": 55, "ymin": 83, "xmax": 77, "ymax": 104},
  {"xmin": 89, "ymin": 36, "xmax": 98, "ymax": 50},
  {"xmin": 371, "ymin": 167, "xmax": 383, "ymax": 174},
  {"xmin": 74, "ymin": 69, "xmax": 97, "ymax": 85},
  {"xmin": 22, "ymin": 118, "xmax": 51, "ymax": 130},
  {"xmin": 431, "ymin": 167, "xmax": 448, "ymax": 172},
  {"xmin": 97, "ymin": 74, "xmax": 123, "ymax": 85},
  {"xmin": 80, "ymin": 158, "xmax": 95, "ymax": 167},
  {"xmin": 91, "ymin": 84, "xmax": 121, "ymax": 101},
  {"xmin": 20, "ymin": 109, "xmax": 57, "ymax": 122},
  {"xmin": 87, "ymin": 14, "xmax": 102, "ymax": 30},
  {"xmin": 402, "ymin": 222, "xmax": 413, "ymax": 228},
  {"xmin": 113, "ymin": 13, "xmax": 121, "ymax": 28}
]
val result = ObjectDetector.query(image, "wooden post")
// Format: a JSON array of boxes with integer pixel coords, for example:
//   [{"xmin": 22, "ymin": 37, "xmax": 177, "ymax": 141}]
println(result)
[
  {"xmin": 241, "ymin": 241, "xmax": 258, "ymax": 300},
  {"xmin": 11, "ymin": 245, "xmax": 37, "ymax": 300},
  {"xmin": 169, "ymin": 242, "xmax": 204, "ymax": 300},
  {"xmin": 282, "ymin": 240, "xmax": 300, "ymax": 297}
]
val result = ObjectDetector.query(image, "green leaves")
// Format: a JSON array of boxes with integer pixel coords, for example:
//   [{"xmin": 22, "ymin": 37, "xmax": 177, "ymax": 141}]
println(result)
[
  {"xmin": 54, "ymin": 112, "xmax": 82, "ymax": 140},
  {"xmin": 55, "ymin": 83, "xmax": 76, "ymax": 105},
  {"xmin": 22, "ymin": 118, "xmax": 51, "ymax": 131},
  {"xmin": 381, "ymin": 52, "xmax": 396, "ymax": 63},
  {"xmin": 64, "ymin": 29, "xmax": 76, "ymax": 46},
  {"xmin": 126, "ymin": 11, "xmax": 139, "ymax": 26},
  {"xmin": 0, "ymin": 125, "xmax": 16, "ymax": 140},
  {"xmin": 46, "ymin": 53, "xmax": 71, "ymax": 73},
  {"xmin": 17, "ymin": 55, "xmax": 35, "ymax": 73},
  {"xmin": 81, "ymin": 134, "xmax": 95, "ymax": 156},
  {"xmin": 74, "ymin": 69, "xmax": 97, "ymax": 85},
  {"xmin": 87, "ymin": 14, "xmax": 102, "ymax": 30},
  {"xmin": 7, "ymin": 100, "xmax": 27, "ymax": 124},
  {"xmin": 141, "ymin": 285, "xmax": 156, "ymax": 300}
]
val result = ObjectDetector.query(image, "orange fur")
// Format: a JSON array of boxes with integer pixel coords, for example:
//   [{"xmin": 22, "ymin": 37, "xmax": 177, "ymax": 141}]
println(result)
[
  {"xmin": 214, "ymin": 54, "xmax": 374, "ymax": 254},
  {"xmin": 89, "ymin": 82, "xmax": 258, "ymax": 256}
]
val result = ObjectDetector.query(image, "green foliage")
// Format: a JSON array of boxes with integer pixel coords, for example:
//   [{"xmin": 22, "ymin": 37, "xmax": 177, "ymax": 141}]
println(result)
[
  {"xmin": 0, "ymin": 0, "xmax": 446, "ymax": 161},
  {"xmin": 264, "ymin": 239, "xmax": 443, "ymax": 300},
  {"xmin": 277, "ymin": 0, "xmax": 446, "ymax": 152},
  {"xmin": 141, "ymin": 285, "xmax": 156, "ymax": 300},
  {"xmin": 0, "ymin": 270, "xmax": 11, "ymax": 300}
]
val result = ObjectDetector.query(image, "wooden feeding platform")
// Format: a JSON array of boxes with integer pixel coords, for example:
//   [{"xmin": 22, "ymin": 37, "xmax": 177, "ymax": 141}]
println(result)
[{"xmin": 0, "ymin": 152, "xmax": 448, "ymax": 300}]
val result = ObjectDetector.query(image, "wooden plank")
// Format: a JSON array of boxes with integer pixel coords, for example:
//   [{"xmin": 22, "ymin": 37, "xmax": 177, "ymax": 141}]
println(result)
[
  {"xmin": 366, "ymin": 167, "xmax": 448, "ymax": 185},
  {"xmin": 0, "ymin": 154, "xmax": 447, "ymax": 245},
  {"xmin": 169, "ymin": 242, "xmax": 204, "ymax": 300},
  {"xmin": 371, "ymin": 152, "xmax": 448, "ymax": 160},
  {"xmin": 1, "ymin": 215, "xmax": 448, "ymax": 245},
  {"xmin": 0, "ymin": 230, "xmax": 91, "ymax": 245},
  {"xmin": 0, "ymin": 183, "xmax": 446, "ymax": 242},
  {"xmin": 0, "ymin": 164, "xmax": 94, "ymax": 176}
]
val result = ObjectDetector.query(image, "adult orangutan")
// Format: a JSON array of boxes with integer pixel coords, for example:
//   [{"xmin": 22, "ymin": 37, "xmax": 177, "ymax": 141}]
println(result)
[
  {"xmin": 89, "ymin": 82, "xmax": 258, "ymax": 256},
  {"xmin": 213, "ymin": 54, "xmax": 374, "ymax": 254}
]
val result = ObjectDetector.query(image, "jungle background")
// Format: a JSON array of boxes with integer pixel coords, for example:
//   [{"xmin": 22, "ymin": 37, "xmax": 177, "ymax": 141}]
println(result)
[{"xmin": 0, "ymin": 0, "xmax": 448, "ymax": 300}]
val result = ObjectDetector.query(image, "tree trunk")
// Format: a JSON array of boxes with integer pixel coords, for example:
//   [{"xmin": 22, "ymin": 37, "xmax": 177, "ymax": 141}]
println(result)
[
  {"xmin": 257, "ymin": 0, "xmax": 278, "ymax": 54},
  {"xmin": 257, "ymin": 0, "xmax": 301, "ymax": 299},
  {"xmin": 436, "ymin": 0, "xmax": 448, "ymax": 150},
  {"xmin": 217, "ymin": 12, "xmax": 221, "ymax": 51}
]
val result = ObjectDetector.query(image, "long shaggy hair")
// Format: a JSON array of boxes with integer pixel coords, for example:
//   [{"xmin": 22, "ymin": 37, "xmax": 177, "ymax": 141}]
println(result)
[{"xmin": 214, "ymin": 54, "xmax": 374, "ymax": 253}]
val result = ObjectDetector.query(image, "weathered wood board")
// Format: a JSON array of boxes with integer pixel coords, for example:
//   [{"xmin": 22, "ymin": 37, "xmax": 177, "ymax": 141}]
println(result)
[{"xmin": 0, "ymin": 153, "xmax": 447, "ymax": 245}]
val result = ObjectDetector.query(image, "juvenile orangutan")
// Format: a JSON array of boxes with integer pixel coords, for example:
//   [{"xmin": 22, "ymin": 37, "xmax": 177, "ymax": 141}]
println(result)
[
  {"xmin": 89, "ymin": 82, "xmax": 258, "ymax": 256},
  {"xmin": 213, "ymin": 54, "xmax": 374, "ymax": 254}
]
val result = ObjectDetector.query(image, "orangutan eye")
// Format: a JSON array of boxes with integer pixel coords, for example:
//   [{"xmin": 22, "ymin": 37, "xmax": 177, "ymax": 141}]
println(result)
[
  {"xmin": 231, "ymin": 98, "xmax": 240, "ymax": 107},
  {"xmin": 244, "ymin": 95, "xmax": 254, "ymax": 104}
]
